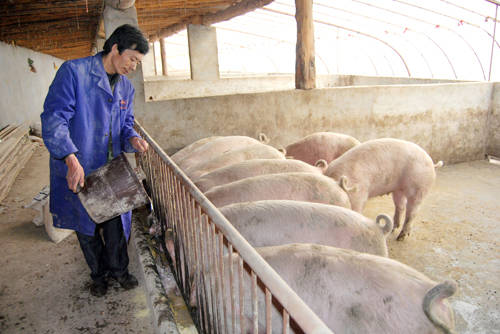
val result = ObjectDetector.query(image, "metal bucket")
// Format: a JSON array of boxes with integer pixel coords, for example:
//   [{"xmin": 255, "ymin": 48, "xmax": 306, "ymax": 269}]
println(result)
[{"xmin": 78, "ymin": 153, "xmax": 150, "ymax": 223}]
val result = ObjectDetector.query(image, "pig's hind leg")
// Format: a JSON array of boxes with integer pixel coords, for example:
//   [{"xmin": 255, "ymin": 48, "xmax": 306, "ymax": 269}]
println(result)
[
  {"xmin": 396, "ymin": 193, "xmax": 423, "ymax": 241},
  {"xmin": 391, "ymin": 190, "xmax": 407, "ymax": 231}
]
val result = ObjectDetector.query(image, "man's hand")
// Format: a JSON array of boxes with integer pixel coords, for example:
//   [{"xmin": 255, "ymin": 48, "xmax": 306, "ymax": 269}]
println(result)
[
  {"xmin": 130, "ymin": 136, "xmax": 149, "ymax": 153},
  {"xmin": 65, "ymin": 154, "xmax": 85, "ymax": 193}
]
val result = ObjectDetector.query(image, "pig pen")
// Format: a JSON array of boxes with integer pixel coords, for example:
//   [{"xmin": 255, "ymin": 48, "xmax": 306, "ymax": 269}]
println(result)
[
  {"xmin": 134, "ymin": 122, "xmax": 333, "ymax": 333},
  {"xmin": 135, "ymin": 120, "xmax": 499, "ymax": 334}
]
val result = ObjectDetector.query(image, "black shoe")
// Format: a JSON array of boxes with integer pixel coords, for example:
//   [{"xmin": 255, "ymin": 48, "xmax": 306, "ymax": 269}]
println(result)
[
  {"xmin": 90, "ymin": 281, "xmax": 108, "ymax": 297},
  {"xmin": 116, "ymin": 273, "xmax": 138, "ymax": 290}
]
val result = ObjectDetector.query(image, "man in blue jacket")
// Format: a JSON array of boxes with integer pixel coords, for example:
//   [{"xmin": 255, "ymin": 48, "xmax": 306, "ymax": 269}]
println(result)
[{"xmin": 41, "ymin": 24, "xmax": 149, "ymax": 297}]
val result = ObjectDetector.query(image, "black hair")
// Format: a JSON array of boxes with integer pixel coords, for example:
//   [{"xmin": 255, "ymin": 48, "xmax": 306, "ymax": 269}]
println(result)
[{"xmin": 102, "ymin": 24, "xmax": 149, "ymax": 55}]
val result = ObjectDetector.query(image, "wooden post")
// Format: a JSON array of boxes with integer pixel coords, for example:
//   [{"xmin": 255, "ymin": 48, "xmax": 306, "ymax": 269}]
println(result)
[
  {"xmin": 152, "ymin": 41, "xmax": 157, "ymax": 76},
  {"xmin": 295, "ymin": 0, "xmax": 316, "ymax": 89},
  {"xmin": 160, "ymin": 38, "xmax": 168, "ymax": 76}
]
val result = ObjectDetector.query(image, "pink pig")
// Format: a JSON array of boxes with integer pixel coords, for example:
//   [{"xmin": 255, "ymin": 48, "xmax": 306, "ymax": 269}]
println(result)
[
  {"xmin": 177, "ymin": 135, "xmax": 267, "ymax": 170},
  {"xmin": 220, "ymin": 200, "xmax": 392, "ymax": 256},
  {"xmin": 324, "ymin": 138, "xmax": 443, "ymax": 240},
  {"xmin": 171, "ymin": 136, "xmax": 221, "ymax": 163},
  {"xmin": 285, "ymin": 132, "xmax": 360, "ymax": 165},
  {"xmin": 184, "ymin": 143, "xmax": 285, "ymax": 181},
  {"xmin": 195, "ymin": 158, "xmax": 326, "ymax": 192},
  {"xmin": 194, "ymin": 243, "xmax": 456, "ymax": 334},
  {"xmin": 205, "ymin": 172, "xmax": 351, "ymax": 209}
]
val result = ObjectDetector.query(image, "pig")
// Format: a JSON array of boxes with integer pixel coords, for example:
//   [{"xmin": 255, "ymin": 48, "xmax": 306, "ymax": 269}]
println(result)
[
  {"xmin": 171, "ymin": 136, "xmax": 221, "ymax": 163},
  {"xmin": 324, "ymin": 138, "xmax": 443, "ymax": 241},
  {"xmin": 204, "ymin": 172, "xmax": 351, "ymax": 208},
  {"xmin": 177, "ymin": 135, "xmax": 268, "ymax": 170},
  {"xmin": 219, "ymin": 200, "xmax": 392, "ymax": 256},
  {"xmin": 196, "ymin": 243, "xmax": 456, "ymax": 334},
  {"xmin": 195, "ymin": 158, "xmax": 327, "ymax": 192},
  {"xmin": 285, "ymin": 132, "xmax": 361, "ymax": 165},
  {"xmin": 184, "ymin": 143, "xmax": 286, "ymax": 181}
]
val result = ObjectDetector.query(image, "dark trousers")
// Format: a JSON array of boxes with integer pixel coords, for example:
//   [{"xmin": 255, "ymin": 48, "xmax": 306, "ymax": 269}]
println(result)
[{"xmin": 76, "ymin": 216, "xmax": 129, "ymax": 283}]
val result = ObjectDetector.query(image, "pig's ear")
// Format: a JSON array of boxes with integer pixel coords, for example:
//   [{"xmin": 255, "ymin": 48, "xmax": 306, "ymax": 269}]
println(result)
[
  {"xmin": 314, "ymin": 159, "xmax": 328, "ymax": 172},
  {"xmin": 258, "ymin": 133, "xmax": 270, "ymax": 144},
  {"xmin": 339, "ymin": 175, "xmax": 357, "ymax": 192}
]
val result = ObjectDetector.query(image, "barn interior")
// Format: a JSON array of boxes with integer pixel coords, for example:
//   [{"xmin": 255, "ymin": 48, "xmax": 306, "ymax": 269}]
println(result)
[{"xmin": 0, "ymin": 0, "xmax": 499, "ymax": 333}]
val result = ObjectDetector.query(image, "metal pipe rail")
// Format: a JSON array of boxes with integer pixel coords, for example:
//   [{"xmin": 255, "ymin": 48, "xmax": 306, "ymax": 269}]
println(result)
[{"xmin": 134, "ymin": 121, "xmax": 333, "ymax": 334}]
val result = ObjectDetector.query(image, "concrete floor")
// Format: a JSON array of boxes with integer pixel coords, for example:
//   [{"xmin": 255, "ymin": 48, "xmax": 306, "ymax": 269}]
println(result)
[
  {"xmin": 1, "ymin": 145, "xmax": 499, "ymax": 334},
  {"xmin": 0, "ymin": 147, "xmax": 155, "ymax": 334},
  {"xmin": 363, "ymin": 159, "xmax": 500, "ymax": 334}
]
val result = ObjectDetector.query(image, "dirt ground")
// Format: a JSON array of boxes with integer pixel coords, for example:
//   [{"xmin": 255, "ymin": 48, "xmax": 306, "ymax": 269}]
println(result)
[
  {"xmin": 0, "ymin": 146, "xmax": 154, "ymax": 334},
  {"xmin": 1, "ymin": 145, "xmax": 499, "ymax": 334}
]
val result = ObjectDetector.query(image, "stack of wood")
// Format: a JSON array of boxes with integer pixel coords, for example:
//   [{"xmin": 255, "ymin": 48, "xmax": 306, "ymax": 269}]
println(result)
[{"xmin": 0, "ymin": 123, "xmax": 38, "ymax": 203}]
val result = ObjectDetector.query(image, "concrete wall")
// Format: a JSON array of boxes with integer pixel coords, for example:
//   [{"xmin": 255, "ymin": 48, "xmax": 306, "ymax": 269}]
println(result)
[
  {"xmin": 144, "ymin": 74, "xmax": 462, "ymax": 102},
  {"xmin": 0, "ymin": 42, "xmax": 64, "ymax": 128},
  {"xmin": 488, "ymin": 82, "xmax": 500, "ymax": 157},
  {"xmin": 133, "ymin": 67, "xmax": 495, "ymax": 164}
]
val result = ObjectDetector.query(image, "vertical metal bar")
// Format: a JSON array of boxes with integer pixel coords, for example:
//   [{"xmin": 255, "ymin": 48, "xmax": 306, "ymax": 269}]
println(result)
[
  {"xmin": 154, "ymin": 154, "xmax": 164, "ymax": 229},
  {"xmin": 173, "ymin": 178, "xmax": 184, "ymax": 286},
  {"xmin": 265, "ymin": 288, "xmax": 272, "ymax": 334},
  {"xmin": 156, "ymin": 158, "xmax": 166, "ymax": 226},
  {"xmin": 198, "ymin": 208, "xmax": 210, "ymax": 333},
  {"xmin": 238, "ymin": 257, "xmax": 245, "ymax": 334},
  {"xmin": 204, "ymin": 215, "xmax": 217, "ymax": 333},
  {"xmin": 194, "ymin": 204, "xmax": 204, "ymax": 331},
  {"xmin": 211, "ymin": 223, "xmax": 222, "ymax": 333},
  {"xmin": 180, "ymin": 186, "xmax": 190, "ymax": 291},
  {"xmin": 158, "ymin": 158, "xmax": 169, "ymax": 228},
  {"xmin": 165, "ymin": 168, "xmax": 176, "ymax": 230},
  {"xmin": 283, "ymin": 309, "xmax": 289, "ymax": 334},
  {"xmin": 149, "ymin": 153, "xmax": 159, "ymax": 222},
  {"xmin": 219, "ymin": 233, "xmax": 228, "ymax": 334},
  {"xmin": 162, "ymin": 164, "xmax": 173, "ymax": 230},
  {"xmin": 229, "ymin": 244, "xmax": 236, "ymax": 334},
  {"xmin": 188, "ymin": 200, "xmax": 199, "ymax": 297},
  {"xmin": 183, "ymin": 196, "xmax": 195, "ymax": 298},
  {"xmin": 251, "ymin": 272, "xmax": 258, "ymax": 334}
]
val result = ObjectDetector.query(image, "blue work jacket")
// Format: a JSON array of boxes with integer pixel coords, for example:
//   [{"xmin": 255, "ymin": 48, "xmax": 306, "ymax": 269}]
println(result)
[{"xmin": 41, "ymin": 52, "xmax": 140, "ymax": 239}]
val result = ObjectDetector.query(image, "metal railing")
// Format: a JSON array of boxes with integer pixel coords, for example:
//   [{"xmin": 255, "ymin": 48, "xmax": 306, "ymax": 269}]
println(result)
[{"xmin": 134, "ymin": 121, "xmax": 333, "ymax": 334}]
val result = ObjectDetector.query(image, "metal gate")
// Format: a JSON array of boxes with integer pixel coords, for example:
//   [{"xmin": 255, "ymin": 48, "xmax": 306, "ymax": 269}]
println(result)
[{"xmin": 134, "ymin": 121, "xmax": 333, "ymax": 334}]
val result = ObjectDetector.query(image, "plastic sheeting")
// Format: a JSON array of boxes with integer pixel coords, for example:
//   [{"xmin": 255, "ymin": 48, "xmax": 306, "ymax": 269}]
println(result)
[{"xmin": 161, "ymin": 0, "xmax": 500, "ymax": 81}]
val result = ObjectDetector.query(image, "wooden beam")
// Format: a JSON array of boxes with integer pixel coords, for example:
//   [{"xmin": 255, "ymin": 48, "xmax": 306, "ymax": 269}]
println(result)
[
  {"xmin": 201, "ymin": 0, "xmax": 273, "ymax": 26},
  {"xmin": 160, "ymin": 38, "xmax": 168, "ymax": 76},
  {"xmin": 295, "ymin": 0, "xmax": 315, "ymax": 90},
  {"xmin": 149, "ymin": 22, "xmax": 187, "ymax": 42},
  {"xmin": 152, "ymin": 42, "xmax": 158, "ymax": 75},
  {"xmin": 149, "ymin": 0, "xmax": 273, "ymax": 41}
]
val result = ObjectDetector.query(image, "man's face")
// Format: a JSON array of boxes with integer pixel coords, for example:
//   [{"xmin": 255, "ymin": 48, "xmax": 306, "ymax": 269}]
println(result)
[{"xmin": 110, "ymin": 44, "xmax": 144, "ymax": 75}]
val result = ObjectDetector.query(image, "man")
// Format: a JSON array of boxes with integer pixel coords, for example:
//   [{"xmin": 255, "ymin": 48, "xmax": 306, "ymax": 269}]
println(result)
[{"xmin": 41, "ymin": 24, "xmax": 149, "ymax": 297}]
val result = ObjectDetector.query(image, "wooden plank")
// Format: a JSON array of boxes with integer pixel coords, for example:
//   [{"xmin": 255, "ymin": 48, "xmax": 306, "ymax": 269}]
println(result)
[
  {"xmin": 0, "ymin": 135, "xmax": 30, "ymax": 178},
  {"xmin": 0, "ymin": 123, "xmax": 30, "ymax": 168},
  {"xmin": 295, "ymin": 0, "xmax": 316, "ymax": 90},
  {"xmin": 0, "ymin": 141, "xmax": 36, "ymax": 204},
  {"xmin": 0, "ymin": 125, "xmax": 17, "ymax": 140}
]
